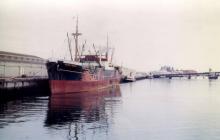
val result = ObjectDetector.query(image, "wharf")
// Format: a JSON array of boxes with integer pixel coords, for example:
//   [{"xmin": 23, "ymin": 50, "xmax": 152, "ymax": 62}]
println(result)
[
  {"xmin": 151, "ymin": 72, "xmax": 220, "ymax": 79},
  {"xmin": 0, "ymin": 76, "xmax": 48, "ymax": 89},
  {"xmin": 0, "ymin": 76, "xmax": 49, "ymax": 101}
]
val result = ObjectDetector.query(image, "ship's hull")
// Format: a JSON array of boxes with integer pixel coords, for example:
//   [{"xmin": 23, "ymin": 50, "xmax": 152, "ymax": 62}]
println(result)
[
  {"xmin": 49, "ymin": 78, "xmax": 120, "ymax": 94},
  {"xmin": 46, "ymin": 61, "xmax": 121, "ymax": 94}
]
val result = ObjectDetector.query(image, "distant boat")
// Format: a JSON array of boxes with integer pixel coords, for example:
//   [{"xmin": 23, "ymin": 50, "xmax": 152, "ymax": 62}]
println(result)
[
  {"xmin": 208, "ymin": 72, "xmax": 218, "ymax": 79},
  {"xmin": 146, "ymin": 73, "xmax": 153, "ymax": 79},
  {"xmin": 123, "ymin": 72, "xmax": 136, "ymax": 82},
  {"xmin": 135, "ymin": 72, "xmax": 147, "ymax": 80}
]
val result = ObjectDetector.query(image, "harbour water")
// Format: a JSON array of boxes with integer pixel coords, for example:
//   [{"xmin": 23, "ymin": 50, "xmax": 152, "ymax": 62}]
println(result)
[{"xmin": 0, "ymin": 79, "xmax": 220, "ymax": 140}]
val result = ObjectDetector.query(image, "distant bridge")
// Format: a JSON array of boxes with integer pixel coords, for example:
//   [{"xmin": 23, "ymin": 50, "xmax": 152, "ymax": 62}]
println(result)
[{"xmin": 152, "ymin": 72, "xmax": 220, "ymax": 79}]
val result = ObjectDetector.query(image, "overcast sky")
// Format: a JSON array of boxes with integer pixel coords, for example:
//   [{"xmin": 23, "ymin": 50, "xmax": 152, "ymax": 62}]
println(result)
[{"xmin": 1, "ymin": 0, "xmax": 220, "ymax": 72}]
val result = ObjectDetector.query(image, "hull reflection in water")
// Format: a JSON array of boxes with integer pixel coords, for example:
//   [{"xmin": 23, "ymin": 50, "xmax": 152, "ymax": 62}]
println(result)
[{"xmin": 45, "ymin": 86, "xmax": 121, "ymax": 127}]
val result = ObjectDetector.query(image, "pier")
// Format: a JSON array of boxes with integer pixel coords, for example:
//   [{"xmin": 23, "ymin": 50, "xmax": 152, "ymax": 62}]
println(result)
[
  {"xmin": 0, "ymin": 76, "xmax": 48, "ymax": 89},
  {"xmin": 0, "ymin": 76, "xmax": 49, "ymax": 101},
  {"xmin": 151, "ymin": 72, "xmax": 220, "ymax": 79}
]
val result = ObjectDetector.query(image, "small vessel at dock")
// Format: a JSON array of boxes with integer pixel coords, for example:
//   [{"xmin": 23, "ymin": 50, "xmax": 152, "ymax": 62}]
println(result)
[
  {"xmin": 208, "ymin": 72, "xmax": 218, "ymax": 79},
  {"xmin": 123, "ymin": 72, "xmax": 136, "ymax": 82},
  {"xmin": 46, "ymin": 18, "xmax": 121, "ymax": 94},
  {"xmin": 208, "ymin": 68, "xmax": 218, "ymax": 80}
]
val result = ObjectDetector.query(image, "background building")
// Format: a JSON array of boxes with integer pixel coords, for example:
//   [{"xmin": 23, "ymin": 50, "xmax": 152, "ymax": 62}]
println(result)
[{"xmin": 0, "ymin": 51, "xmax": 47, "ymax": 78}]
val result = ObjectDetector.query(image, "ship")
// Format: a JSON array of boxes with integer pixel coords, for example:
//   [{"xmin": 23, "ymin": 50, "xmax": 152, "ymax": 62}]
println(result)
[{"xmin": 46, "ymin": 18, "xmax": 121, "ymax": 94}]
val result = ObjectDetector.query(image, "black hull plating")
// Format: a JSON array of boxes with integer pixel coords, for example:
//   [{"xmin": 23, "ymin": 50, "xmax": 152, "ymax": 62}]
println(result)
[{"xmin": 46, "ymin": 61, "xmax": 120, "ymax": 81}]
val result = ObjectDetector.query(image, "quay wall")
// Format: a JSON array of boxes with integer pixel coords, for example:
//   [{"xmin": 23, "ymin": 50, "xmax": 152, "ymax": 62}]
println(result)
[{"xmin": 0, "ymin": 78, "xmax": 49, "ymax": 102}]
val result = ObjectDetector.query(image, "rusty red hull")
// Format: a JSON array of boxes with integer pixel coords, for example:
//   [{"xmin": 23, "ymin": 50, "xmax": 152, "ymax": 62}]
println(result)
[{"xmin": 49, "ymin": 78, "xmax": 120, "ymax": 94}]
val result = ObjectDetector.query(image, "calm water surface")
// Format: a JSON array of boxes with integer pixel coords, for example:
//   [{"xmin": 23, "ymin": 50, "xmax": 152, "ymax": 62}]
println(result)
[{"xmin": 0, "ymin": 79, "xmax": 220, "ymax": 140}]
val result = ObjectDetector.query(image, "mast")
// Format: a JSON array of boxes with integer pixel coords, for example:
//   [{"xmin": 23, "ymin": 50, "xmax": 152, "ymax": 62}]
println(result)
[
  {"xmin": 92, "ymin": 44, "xmax": 102, "ymax": 67},
  {"xmin": 72, "ymin": 16, "xmax": 82, "ymax": 62},
  {"xmin": 106, "ymin": 34, "xmax": 109, "ymax": 61},
  {"xmin": 79, "ymin": 40, "xmax": 86, "ymax": 60},
  {"xmin": 110, "ymin": 48, "xmax": 115, "ymax": 64}
]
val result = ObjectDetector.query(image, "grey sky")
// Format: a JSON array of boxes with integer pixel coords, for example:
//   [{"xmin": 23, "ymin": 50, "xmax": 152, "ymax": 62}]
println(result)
[{"xmin": 0, "ymin": 0, "xmax": 220, "ymax": 71}]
